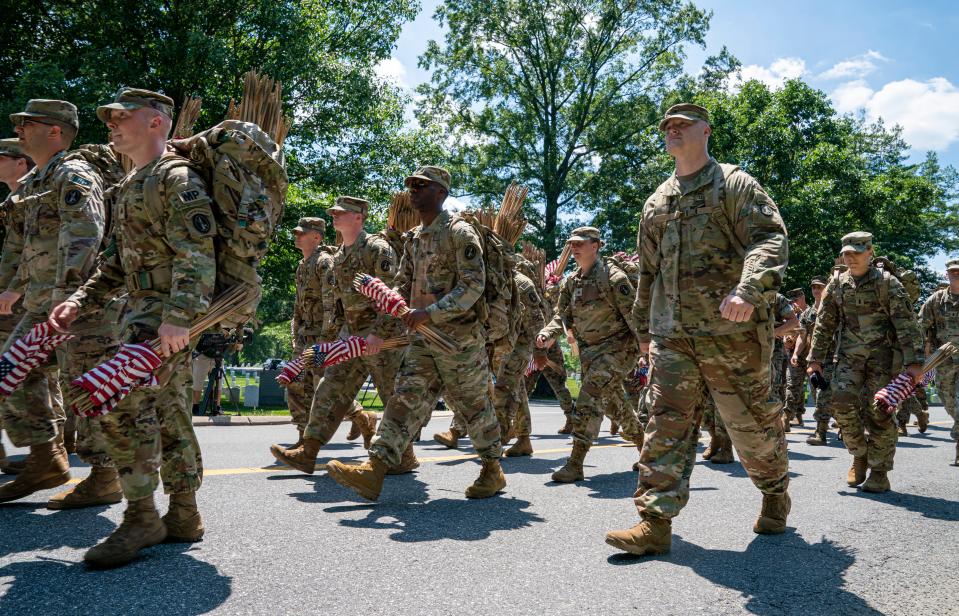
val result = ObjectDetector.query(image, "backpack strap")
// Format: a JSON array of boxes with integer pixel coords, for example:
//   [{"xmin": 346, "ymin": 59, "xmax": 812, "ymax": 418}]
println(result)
[
  {"xmin": 596, "ymin": 258, "xmax": 641, "ymax": 344},
  {"xmin": 708, "ymin": 163, "xmax": 747, "ymax": 258}
]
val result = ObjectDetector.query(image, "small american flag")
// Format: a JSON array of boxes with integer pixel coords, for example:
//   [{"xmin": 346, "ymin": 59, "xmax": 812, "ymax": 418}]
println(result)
[
  {"xmin": 874, "ymin": 373, "xmax": 916, "ymax": 415},
  {"xmin": 276, "ymin": 356, "xmax": 307, "ymax": 385},
  {"xmin": 353, "ymin": 274, "xmax": 407, "ymax": 317},
  {"xmin": 71, "ymin": 343, "xmax": 163, "ymax": 417},
  {"xmin": 544, "ymin": 257, "xmax": 563, "ymax": 286},
  {"xmin": 321, "ymin": 336, "xmax": 367, "ymax": 368},
  {"xmin": 0, "ymin": 323, "xmax": 74, "ymax": 396},
  {"xmin": 276, "ymin": 337, "xmax": 369, "ymax": 385}
]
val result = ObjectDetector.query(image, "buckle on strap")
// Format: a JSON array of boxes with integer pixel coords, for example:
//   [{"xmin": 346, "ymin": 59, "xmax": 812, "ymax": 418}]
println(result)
[{"xmin": 126, "ymin": 271, "xmax": 152, "ymax": 291}]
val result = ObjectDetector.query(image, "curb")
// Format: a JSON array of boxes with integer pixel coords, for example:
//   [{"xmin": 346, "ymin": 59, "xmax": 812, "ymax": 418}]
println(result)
[{"xmin": 192, "ymin": 409, "xmax": 454, "ymax": 426}]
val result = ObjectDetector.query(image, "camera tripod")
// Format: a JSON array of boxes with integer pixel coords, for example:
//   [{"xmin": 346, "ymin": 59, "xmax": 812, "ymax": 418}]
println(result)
[{"xmin": 200, "ymin": 355, "xmax": 241, "ymax": 416}]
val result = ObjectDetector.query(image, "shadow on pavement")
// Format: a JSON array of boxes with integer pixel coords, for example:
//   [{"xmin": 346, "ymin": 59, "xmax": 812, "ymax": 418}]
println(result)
[
  {"xmin": 608, "ymin": 532, "xmax": 881, "ymax": 615},
  {"xmin": 0, "ymin": 545, "xmax": 231, "ymax": 615},
  {"xmin": 329, "ymin": 494, "xmax": 545, "ymax": 542},
  {"xmin": 583, "ymin": 470, "xmax": 637, "ymax": 500},
  {"xmin": 841, "ymin": 489, "xmax": 959, "ymax": 522},
  {"xmin": 290, "ymin": 472, "xmax": 431, "ymax": 505},
  {"xmin": 499, "ymin": 455, "xmax": 563, "ymax": 476},
  {"xmin": 0, "ymin": 504, "xmax": 116, "ymax": 558}
]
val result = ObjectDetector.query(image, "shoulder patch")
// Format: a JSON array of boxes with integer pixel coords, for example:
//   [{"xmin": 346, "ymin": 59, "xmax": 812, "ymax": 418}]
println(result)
[
  {"xmin": 68, "ymin": 173, "xmax": 93, "ymax": 188},
  {"xmin": 380, "ymin": 259, "xmax": 392, "ymax": 272},
  {"xmin": 464, "ymin": 243, "xmax": 479, "ymax": 260},
  {"xmin": 177, "ymin": 189, "xmax": 203, "ymax": 205},
  {"xmin": 63, "ymin": 188, "xmax": 85, "ymax": 206},
  {"xmin": 619, "ymin": 284, "xmax": 631, "ymax": 296},
  {"xmin": 191, "ymin": 212, "xmax": 212, "ymax": 234}
]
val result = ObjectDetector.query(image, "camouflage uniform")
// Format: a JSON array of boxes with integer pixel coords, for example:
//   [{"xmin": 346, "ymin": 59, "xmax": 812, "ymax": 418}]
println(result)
[
  {"xmin": 286, "ymin": 224, "xmax": 365, "ymax": 435},
  {"xmin": 769, "ymin": 293, "xmax": 795, "ymax": 408},
  {"xmin": 302, "ymin": 225, "xmax": 405, "ymax": 444},
  {"xmin": 525, "ymin": 283, "xmax": 575, "ymax": 418},
  {"xmin": 633, "ymin": 157, "xmax": 789, "ymax": 520},
  {"xmin": 539, "ymin": 250, "xmax": 644, "ymax": 449},
  {"xmin": 919, "ymin": 284, "xmax": 959, "ymax": 442},
  {"xmin": 784, "ymin": 304, "xmax": 813, "ymax": 420},
  {"xmin": 70, "ymin": 151, "xmax": 213, "ymax": 500},
  {"xmin": 0, "ymin": 179, "xmax": 29, "ymax": 451},
  {"xmin": 809, "ymin": 241, "xmax": 923, "ymax": 474},
  {"xmin": 369, "ymin": 208, "xmax": 502, "ymax": 467}
]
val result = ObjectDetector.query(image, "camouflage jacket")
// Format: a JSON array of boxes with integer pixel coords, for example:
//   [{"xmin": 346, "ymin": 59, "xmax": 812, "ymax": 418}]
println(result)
[
  {"xmin": 634, "ymin": 158, "xmax": 788, "ymax": 340},
  {"xmin": 331, "ymin": 230, "xmax": 403, "ymax": 340},
  {"xmin": 0, "ymin": 187, "xmax": 26, "ymax": 333},
  {"xmin": 291, "ymin": 245, "xmax": 336, "ymax": 347},
  {"xmin": 515, "ymin": 270, "xmax": 548, "ymax": 344},
  {"xmin": 919, "ymin": 288, "xmax": 959, "ymax": 356},
  {"xmin": 809, "ymin": 266, "xmax": 923, "ymax": 365},
  {"xmin": 394, "ymin": 209, "xmax": 485, "ymax": 340},
  {"xmin": 13, "ymin": 149, "xmax": 106, "ymax": 314},
  {"xmin": 541, "ymin": 259, "xmax": 635, "ymax": 348},
  {"xmin": 70, "ymin": 153, "xmax": 216, "ymax": 335}
]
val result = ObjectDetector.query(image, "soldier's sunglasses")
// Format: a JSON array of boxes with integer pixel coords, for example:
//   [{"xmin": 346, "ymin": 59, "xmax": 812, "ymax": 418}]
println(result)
[
  {"xmin": 16, "ymin": 118, "xmax": 55, "ymax": 128},
  {"xmin": 408, "ymin": 179, "xmax": 432, "ymax": 189}
]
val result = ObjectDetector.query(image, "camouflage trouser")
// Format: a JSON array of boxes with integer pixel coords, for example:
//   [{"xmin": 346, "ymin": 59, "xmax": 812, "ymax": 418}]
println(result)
[
  {"xmin": 769, "ymin": 341, "xmax": 787, "ymax": 407},
  {"xmin": 896, "ymin": 388, "xmax": 928, "ymax": 427},
  {"xmin": 525, "ymin": 343, "xmax": 574, "ymax": 417},
  {"xmin": 635, "ymin": 332, "xmax": 788, "ymax": 520},
  {"xmin": 934, "ymin": 363, "xmax": 959, "ymax": 441},
  {"xmin": 701, "ymin": 396, "xmax": 729, "ymax": 441},
  {"xmin": 370, "ymin": 335, "xmax": 501, "ymax": 467},
  {"xmin": 94, "ymin": 349, "xmax": 203, "ymax": 500},
  {"xmin": 831, "ymin": 347, "xmax": 897, "ymax": 471},
  {"xmin": 636, "ymin": 386, "xmax": 651, "ymax": 426},
  {"xmin": 570, "ymin": 337, "xmax": 643, "ymax": 448},
  {"xmin": 287, "ymin": 355, "xmax": 363, "ymax": 432},
  {"xmin": 811, "ymin": 361, "xmax": 836, "ymax": 423},
  {"xmin": 492, "ymin": 336, "xmax": 533, "ymax": 438},
  {"xmin": 302, "ymin": 347, "xmax": 403, "ymax": 443},
  {"xmin": 784, "ymin": 356, "xmax": 808, "ymax": 419}
]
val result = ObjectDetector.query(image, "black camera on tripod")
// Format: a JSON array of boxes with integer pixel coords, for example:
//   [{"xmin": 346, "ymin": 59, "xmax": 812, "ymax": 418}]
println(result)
[{"xmin": 194, "ymin": 327, "xmax": 254, "ymax": 416}]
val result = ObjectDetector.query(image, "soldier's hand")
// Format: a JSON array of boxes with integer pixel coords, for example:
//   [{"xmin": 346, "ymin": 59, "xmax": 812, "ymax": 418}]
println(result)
[
  {"xmin": 49, "ymin": 301, "xmax": 80, "ymax": 333},
  {"xmin": 790, "ymin": 353, "xmax": 800, "ymax": 367},
  {"xmin": 403, "ymin": 309, "xmax": 430, "ymax": 330},
  {"xmin": 364, "ymin": 334, "xmax": 384, "ymax": 356},
  {"xmin": 906, "ymin": 364, "xmax": 924, "ymax": 385},
  {"xmin": 0, "ymin": 290, "xmax": 22, "ymax": 315},
  {"xmin": 806, "ymin": 361, "xmax": 823, "ymax": 377},
  {"xmin": 158, "ymin": 322, "xmax": 191, "ymax": 358},
  {"xmin": 719, "ymin": 294, "xmax": 755, "ymax": 323},
  {"xmin": 535, "ymin": 333, "xmax": 552, "ymax": 349}
]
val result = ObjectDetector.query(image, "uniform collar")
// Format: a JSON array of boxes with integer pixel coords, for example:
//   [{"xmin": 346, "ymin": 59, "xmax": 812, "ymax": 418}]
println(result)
[
  {"xmin": 663, "ymin": 157, "xmax": 720, "ymax": 197},
  {"xmin": 845, "ymin": 266, "xmax": 881, "ymax": 288},
  {"xmin": 344, "ymin": 230, "xmax": 367, "ymax": 255},
  {"xmin": 31, "ymin": 149, "xmax": 68, "ymax": 184},
  {"xmin": 419, "ymin": 209, "xmax": 450, "ymax": 235}
]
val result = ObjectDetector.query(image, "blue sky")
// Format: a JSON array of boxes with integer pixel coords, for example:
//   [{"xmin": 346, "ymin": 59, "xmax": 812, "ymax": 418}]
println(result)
[{"xmin": 380, "ymin": 0, "xmax": 959, "ymax": 267}]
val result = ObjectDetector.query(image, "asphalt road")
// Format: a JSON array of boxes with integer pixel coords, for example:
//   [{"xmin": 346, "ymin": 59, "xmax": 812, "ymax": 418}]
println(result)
[{"xmin": 1, "ymin": 402, "xmax": 957, "ymax": 616}]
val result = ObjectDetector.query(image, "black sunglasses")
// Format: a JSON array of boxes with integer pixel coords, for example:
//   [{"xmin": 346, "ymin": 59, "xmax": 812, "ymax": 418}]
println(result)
[{"xmin": 408, "ymin": 178, "xmax": 433, "ymax": 189}]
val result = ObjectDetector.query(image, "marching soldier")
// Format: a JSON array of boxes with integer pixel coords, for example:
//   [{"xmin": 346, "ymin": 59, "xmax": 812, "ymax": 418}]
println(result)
[{"xmin": 919, "ymin": 259, "xmax": 959, "ymax": 465}]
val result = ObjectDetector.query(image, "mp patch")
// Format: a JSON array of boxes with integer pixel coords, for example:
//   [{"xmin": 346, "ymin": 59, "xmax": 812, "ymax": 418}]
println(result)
[
  {"xmin": 192, "ymin": 213, "xmax": 212, "ymax": 234},
  {"xmin": 179, "ymin": 189, "xmax": 202, "ymax": 204},
  {"xmin": 63, "ymin": 189, "xmax": 84, "ymax": 206}
]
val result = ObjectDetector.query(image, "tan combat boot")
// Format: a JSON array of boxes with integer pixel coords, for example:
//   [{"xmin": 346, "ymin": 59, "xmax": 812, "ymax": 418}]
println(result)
[
  {"xmin": 346, "ymin": 418, "xmax": 362, "ymax": 441},
  {"xmin": 954, "ymin": 442, "xmax": 958, "ymax": 466},
  {"xmin": 897, "ymin": 423, "xmax": 908, "ymax": 436},
  {"xmin": 505, "ymin": 436, "xmax": 533, "ymax": 457},
  {"xmin": 557, "ymin": 417, "xmax": 573, "ymax": 435},
  {"xmin": 753, "ymin": 491, "xmax": 791, "ymax": 534},
  {"xmin": 269, "ymin": 438, "xmax": 321, "ymax": 474},
  {"xmin": 782, "ymin": 414, "xmax": 791, "ymax": 433},
  {"xmin": 162, "ymin": 492, "xmax": 205, "ymax": 542},
  {"xmin": 0, "ymin": 458, "xmax": 26, "ymax": 475},
  {"xmin": 84, "ymin": 496, "xmax": 167, "ymax": 568},
  {"xmin": 358, "ymin": 411, "xmax": 379, "ymax": 449},
  {"xmin": 806, "ymin": 421, "xmax": 828, "ymax": 446},
  {"xmin": 386, "ymin": 443, "xmax": 420, "ymax": 475},
  {"xmin": 289, "ymin": 427, "xmax": 305, "ymax": 450},
  {"xmin": 917, "ymin": 411, "xmax": 929, "ymax": 433},
  {"xmin": 433, "ymin": 428, "xmax": 463, "ymax": 450},
  {"xmin": 709, "ymin": 435, "xmax": 734, "ymax": 465},
  {"xmin": 610, "ymin": 421, "xmax": 619, "ymax": 436},
  {"xmin": 47, "ymin": 465, "xmax": 122, "ymax": 509},
  {"xmin": 846, "ymin": 455, "xmax": 867, "ymax": 487},
  {"xmin": 702, "ymin": 429, "xmax": 719, "ymax": 460},
  {"xmin": 551, "ymin": 442, "xmax": 587, "ymax": 483},
  {"xmin": 793, "ymin": 415, "xmax": 804, "ymax": 427},
  {"xmin": 0, "ymin": 441, "xmax": 70, "ymax": 503},
  {"xmin": 861, "ymin": 470, "xmax": 890, "ymax": 493},
  {"xmin": 632, "ymin": 433, "xmax": 644, "ymax": 471},
  {"xmin": 465, "ymin": 458, "xmax": 506, "ymax": 498},
  {"xmin": 326, "ymin": 456, "xmax": 389, "ymax": 501},
  {"xmin": 604, "ymin": 515, "xmax": 672, "ymax": 556},
  {"xmin": 63, "ymin": 429, "xmax": 76, "ymax": 455}
]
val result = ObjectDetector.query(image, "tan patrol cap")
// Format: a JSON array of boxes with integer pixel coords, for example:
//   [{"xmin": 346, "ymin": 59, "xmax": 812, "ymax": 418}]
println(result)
[
  {"xmin": 785, "ymin": 288, "xmax": 805, "ymax": 300},
  {"xmin": 810, "ymin": 277, "xmax": 827, "ymax": 287},
  {"xmin": 567, "ymin": 226, "xmax": 601, "ymax": 243},
  {"xmin": 96, "ymin": 88, "xmax": 174, "ymax": 123},
  {"xmin": 10, "ymin": 99, "xmax": 79, "ymax": 130},
  {"xmin": 404, "ymin": 166, "xmax": 451, "ymax": 192},
  {"xmin": 659, "ymin": 102, "xmax": 710, "ymax": 131},
  {"xmin": 946, "ymin": 258, "xmax": 959, "ymax": 272},
  {"xmin": 840, "ymin": 231, "xmax": 873, "ymax": 254},
  {"xmin": 0, "ymin": 138, "xmax": 28, "ymax": 158},
  {"xmin": 327, "ymin": 196, "xmax": 369, "ymax": 215},
  {"xmin": 293, "ymin": 217, "xmax": 326, "ymax": 235}
]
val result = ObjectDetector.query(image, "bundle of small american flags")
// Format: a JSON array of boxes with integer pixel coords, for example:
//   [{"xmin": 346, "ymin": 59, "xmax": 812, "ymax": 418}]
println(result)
[
  {"xmin": 71, "ymin": 343, "xmax": 163, "ymax": 417},
  {"xmin": 352, "ymin": 274, "xmax": 458, "ymax": 353},
  {"xmin": 544, "ymin": 243, "xmax": 572, "ymax": 287},
  {"xmin": 873, "ymin": 342, "xmax": 957, "ymax": 415},
  {"xmin": 276, "ymin": 337, "xmax": 367, "ymax": 385},
  {"xmin": 0, "ymin": 323, "xmax": 74, "ymax": 396}
]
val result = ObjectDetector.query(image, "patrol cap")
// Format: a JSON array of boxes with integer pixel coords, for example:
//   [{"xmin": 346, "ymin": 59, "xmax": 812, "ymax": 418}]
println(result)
[
  {"xmin": 10, "ymin": 99, "xmax": 79, "ymax": 131},
  {"xmin": 946, "ymin": 258, "xmax": 959, "ymax": 272},
  {"xmin": 785, "ymin": 288, "xmax": 805, "ymax": 300},
  {"xmin": 327, "ymin": 196, "xmax": 369, "ymax": 215},
  {"xmin": 293, "ymin": 217, "xmax": 326, "ymax": 235},
  {"xmin": 404, "ymin": 166, "xmax": 451, "ymax": 192},
  {"xmin": 0, "ymin": 138, "xmax": 29, "ymax": 159},
  {"xmin": 567, "ymin": 226, "xmax": 601, "ymax": 243},
  {"xmin": 659, "ymin": 102, "xmax": 710, "ymax": 131},
  {"xmin": 840, "ymin": 231, "xmax": 873, "ymax": 254},
  {"xmin": 96, "ymin": 88, "xmax": 174, "ymax": 123},
  {"xmin": 810, "ymin": 277, "xmax": 827, "ymax": 287}
]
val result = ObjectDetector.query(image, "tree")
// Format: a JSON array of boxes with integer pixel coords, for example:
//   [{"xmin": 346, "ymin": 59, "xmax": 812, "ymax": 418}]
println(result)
[{"xmin": 416, "ymin": 0, "xmax": 714, "ymax": 256}]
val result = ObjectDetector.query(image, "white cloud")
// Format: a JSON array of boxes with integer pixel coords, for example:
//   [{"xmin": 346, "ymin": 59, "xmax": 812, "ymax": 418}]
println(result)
[
  {"xmin": 374, "ymin": 57, "xmax": 408, "ymax": 88},
  {"xmin": 820, "ymin": 50, "xmax": 888, "ymax": 80},
  {"xmin": 831, "ymin": 77, "xmax": 959, "ymax": 152},
  {"xmin": 729, "ymin": 57, "xmax": 806, "ymax": 91}
]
